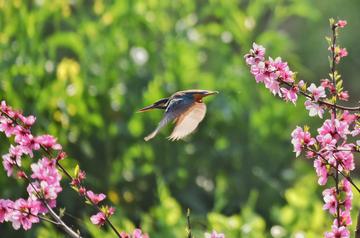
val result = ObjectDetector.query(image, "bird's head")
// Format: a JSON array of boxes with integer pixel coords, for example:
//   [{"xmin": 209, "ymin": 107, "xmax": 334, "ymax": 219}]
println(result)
[{"xmin": 180, "ymin": 90, "xmax": 219, "ymax": 102}]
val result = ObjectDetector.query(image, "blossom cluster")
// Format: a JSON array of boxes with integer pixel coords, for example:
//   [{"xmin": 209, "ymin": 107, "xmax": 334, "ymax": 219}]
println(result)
[
  {"xmin": 245, "ymin": 19, "xmax": 359, "ymax": 237},
  {"xmin": 291, "ymin": 115, "xmax": 357, "ymax": 237},
  {"xmin": 0, "ymin": 101, "xmax": 63, "ymax": 230},
  {"xmin": 0, "ymin": 100, "xmax": 117, "ymax": 232},
  {"xmin": 245, "ymin": 42, "xmax": 334, "ymax": 118},
  {"xmin": 244, "ymin": 22, "xmax": 350, "ymax": 120},
  {"xmin": 244, "ymin": 43, "xmax": 297, "ymax": 103}
]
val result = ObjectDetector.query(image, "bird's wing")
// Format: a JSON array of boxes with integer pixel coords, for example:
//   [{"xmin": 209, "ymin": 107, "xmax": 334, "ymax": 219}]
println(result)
[
  {"xmin": 144, "ymin": 98, "xmax": 193, "ymax": 141},
  {"xmin": 168, "ymin": 102, "xmax": 207, "ymax": 141}
]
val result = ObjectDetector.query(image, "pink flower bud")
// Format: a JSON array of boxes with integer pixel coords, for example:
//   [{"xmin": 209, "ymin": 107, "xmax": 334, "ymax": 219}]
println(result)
[{"xmin": 337, "ymin": 20, "xmax": 347, "ymax": 28}]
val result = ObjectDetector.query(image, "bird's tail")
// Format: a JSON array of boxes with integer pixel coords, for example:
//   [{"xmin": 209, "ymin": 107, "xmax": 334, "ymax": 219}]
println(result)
[
  {"xmin": 144, "ymin": 113, "xmax": 172, "ymax": 141},
  {"xmin": 138, "ymin": 98, "xmax": 169, "ymax": 112},
  {"xmin": 144, "ymin": 129, "xmax": 159, "ymax": 141}
]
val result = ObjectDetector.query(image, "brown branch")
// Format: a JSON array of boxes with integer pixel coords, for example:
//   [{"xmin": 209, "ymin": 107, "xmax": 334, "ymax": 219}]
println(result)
[
  {"xmin": 44, "ymin": 203, "xmax": 82, "ymax": 238},
  {"xmin": 281, "ymin": 81, "xmax": 360, "ymax": 111},
  {"xmin": 330, "ymin": 22, "xmax": 341, "ymax": 226}
]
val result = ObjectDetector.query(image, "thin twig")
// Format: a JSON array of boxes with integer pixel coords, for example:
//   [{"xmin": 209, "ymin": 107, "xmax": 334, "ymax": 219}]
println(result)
[
  {"xmin": 330, "ymin": 22, "xmax": 341, "ymax": 226},
  {"xmin": 44, "ymin": 203, "xmax": 82, "ymax": 238},
  {"xmin": 186, "ymin": 208, "xmax": 192, "ymax": 238},
  {"xmin": 281, "ymin": 81, "xmax": 360, "ymax": 112}
]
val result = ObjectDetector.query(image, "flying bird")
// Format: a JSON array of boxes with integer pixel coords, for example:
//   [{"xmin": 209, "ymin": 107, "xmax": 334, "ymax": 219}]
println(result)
[{"xmin": 138, "ymin": 89, "xmax": 218, "ymax": 141}]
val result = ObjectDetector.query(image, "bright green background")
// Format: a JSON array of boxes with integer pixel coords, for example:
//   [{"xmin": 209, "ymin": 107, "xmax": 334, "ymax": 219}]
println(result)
[{"xmin": 0, "ymin": 0, "xmax": 360, "ymax": 237}]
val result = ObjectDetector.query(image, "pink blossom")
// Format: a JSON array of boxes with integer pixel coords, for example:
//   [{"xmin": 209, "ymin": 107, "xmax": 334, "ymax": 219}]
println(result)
[
  {"xmin": 133, "ymin": 228, "xmax": 150, "ymax": 238},
  {"xmin": 337, "ymin": 20, "xmax": 347, "ymax": 28},
  {"xmin": 316, "ymin": 133, "xmax": 336, "ymax": 150},
  {"xmin": 0, "ymin": 101, "xmax": 15, "ymax": 117},
  {"xmin": 9, "ymin": 198, "xmax": 41, "ymax": 230},
  {"xmin": 291, "ymin": 126, "xmax": 316, "ymax": 157},
  {"xmin": 78, "ymin": 170, "xmax": 86, "ymax": 181},
  {"xmin": 31, "ymin": 158, "xmax": 62, "ymax": 185},
  {"xmin": 325, "ymin": 224, "xmax": 350, "ymax": 238},
  {"xmin": 0, "ymin": 199, "xmax": 13, "ymax": 222},
  {"xmin": 90, "ymin": 212, "xmax": 106, "ymax": 226},
  {"xmin": 244, "ymin": 43, "xmax": 265, "ymax": 65},
  {"xmin": 280, "ymin": 87, "xmax": 298, "ymax": 104},
  {"xmin": 307, "ymin": 83, "xmax": 326, "ymax": 101},
  {"xmin": 323, "ymin": 188, "xmax": 337, "ymax": 215},
  {"xmin": 56, "ymin": 151, "xmax": 67, "ymax": 161},
  {"xmin": 334, "ymin": 150, "xmax": 354, "ymax": 171},
  {"xmin": 78, "ymin": 187, "xmax": 87, "ymax": 196},
  {"xmin": 351, "ymin": 125, "xmax": 360, "ymax": 137},
  {"xmin": 306, "ymin": 150, "xmax": 316, "ymax": 158},
  {"xmin": 120, "ymin": 229, "xmax": 149, "ymax": 238},
  {"xmin": 9, "ymin": 145, "xmax": 26, "ymax": 160},
  {"xmin": 338, "ymin": 48, "xmax": 348, "ymax": 58},
  {"xmin": 269, "ymin": 57, "xmax": 294, "ymax": 83},
  {"xmin": 251, "ymin": 61, "xmax": 278, "ymax": 85},
  {"xmin": 18, "ymin": 115, "xmax": 36, "ymax": 127},
  {"xmin": 340, "ymin": 111, "xmax": 356, "ymax": 124},
  {"xmin": 2, "ymin": 152, "xmax": 21, "ymax": 177},
  {"xmin": 338, "ymin": 91, "xmax": 349, "ymax": 101},
  {"xmin": 86, "ymin": 191, "xmax": 106, "ymax": 204},
  {"xmin": 90, "ymin": 206, "xmax": 115, "ymax": 227},
  {"xmin": 264, "ymin": 76, "xmax": 281, "ymax": 96},
  {"xmin": 27, "ymin": 180, "xmax": 62, "ymax": 202},
  {"xmin": 335, "ymin": 48, "xmax": 348, "ymax": 64},
  {"xmin": 339, "ymin": 210, "xmax": 352, "ymax": 226},
  {"xmin": 340, "ymin": 179, "xmax": 352, "ymax": 194},
  {"xmin": 36, "ymin": 135, "xmax": 62, "ymax": 150},
  {"xmin": 13, "ymin": 126, "xmax": 31, "ymax": 144},
  {"xmin": 0, "ymin": 117, "xmax": 16, "ymax": 137},
  {"xmin": 120, "ymin": 232, "xmax": 131, "ymax": 238},
  {"xmin": 304, "ymin": 100, "xmax": 324, "ymax": 118},
  {"xmin": 314, "ymin": 158, "xmax": 328, "ymax": 185},
  {"xmin": 205, "ymin": 230, "xmax": 225, "ymax": 238},
  {"xmin": 14, "ymin": 132, "xmax": 40, "ymax": 157},
  {"xmin": 317, "ymin": 119, "xmax": 350, "ymax": 140},
  {"xmin": 321, "ymin": 79, "xmax": 332, "ymax": 88}
]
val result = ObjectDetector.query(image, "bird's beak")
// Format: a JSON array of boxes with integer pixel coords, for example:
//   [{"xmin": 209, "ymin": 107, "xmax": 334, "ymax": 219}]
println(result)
[
  {"xmin": 137, "ymin": 105, "xmax": 157, "ymax": 112},
  {"xmin": 203, "ymin": 91, "xmax": 219, "ymax": 97}
]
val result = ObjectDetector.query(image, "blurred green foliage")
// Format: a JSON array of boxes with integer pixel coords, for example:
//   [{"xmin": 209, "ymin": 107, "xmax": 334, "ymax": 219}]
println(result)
[{"xmin": 0, "ymin": 0, "xmax": 359, "ymax": 237}]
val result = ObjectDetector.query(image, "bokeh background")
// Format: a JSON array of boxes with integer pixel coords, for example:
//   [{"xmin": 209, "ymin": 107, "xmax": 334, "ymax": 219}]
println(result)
[{"xmin": 1, "ymin": 0, "xmax": 360, "ymax": 237}]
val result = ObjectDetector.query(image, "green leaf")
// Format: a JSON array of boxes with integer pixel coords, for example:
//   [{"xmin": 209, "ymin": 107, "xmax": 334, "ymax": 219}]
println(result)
[
  {"xmin": 74, "ymin": 164, "xmax": 80, "ymax": 178},
  {"xmin": 336, "ymin": 79, "xmax": 343, "ymax": 93},
  {"xmin": 59, "ymin": 208, "xmax": 66, "ymax": 218}
]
